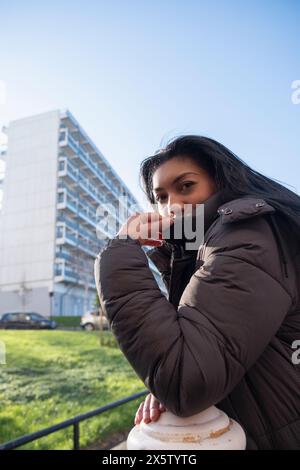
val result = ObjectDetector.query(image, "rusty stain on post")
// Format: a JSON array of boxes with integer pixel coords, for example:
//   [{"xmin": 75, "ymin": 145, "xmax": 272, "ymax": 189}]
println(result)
[{"xmin": 209, "ymin": 420, "xmax": 232, "ymax": 439}]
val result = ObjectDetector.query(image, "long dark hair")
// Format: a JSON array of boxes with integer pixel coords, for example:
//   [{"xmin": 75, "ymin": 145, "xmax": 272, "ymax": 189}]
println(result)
[{"xmin": 139, "ymin": 135, "xmax": 300, "ymax": 242}]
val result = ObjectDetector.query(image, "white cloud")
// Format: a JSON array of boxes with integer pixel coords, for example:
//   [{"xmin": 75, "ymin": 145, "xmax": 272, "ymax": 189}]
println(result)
[{"xmin": 291, "ymin": 80, "xmax": 300, "ymax": 105}]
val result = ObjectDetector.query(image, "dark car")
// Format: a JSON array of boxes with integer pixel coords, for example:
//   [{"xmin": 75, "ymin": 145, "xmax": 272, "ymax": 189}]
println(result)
[{"xmin": 0, "ymin": 312, "xmax": 57, "ymax": 330}]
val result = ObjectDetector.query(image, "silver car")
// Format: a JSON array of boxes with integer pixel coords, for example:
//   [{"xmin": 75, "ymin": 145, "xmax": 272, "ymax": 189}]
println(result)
[{"xmin": 80, "ymin": 309, "xmax": 109, "ymax": 331}]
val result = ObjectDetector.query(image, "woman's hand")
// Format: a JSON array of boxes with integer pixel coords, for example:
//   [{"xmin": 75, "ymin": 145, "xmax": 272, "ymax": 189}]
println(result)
[
  {"xmin": 117, "ymin": 212, "xmax": 175, "ymax": 247},
  {"xmin": 134, "ymin": 393, "xmax": 167, "ymax": 425}
]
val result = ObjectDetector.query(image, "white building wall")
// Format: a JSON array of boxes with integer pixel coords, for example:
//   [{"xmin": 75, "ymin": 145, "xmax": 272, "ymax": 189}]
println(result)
[{"xmin": 0, "ymin": 110, "xmax": 60, "ymax": 315}]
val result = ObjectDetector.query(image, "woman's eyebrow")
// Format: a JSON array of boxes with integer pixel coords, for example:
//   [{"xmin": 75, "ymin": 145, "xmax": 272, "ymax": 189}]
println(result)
[{"xmin": 153, "ymin": 172, "xmax": 199, "ymax": 192}]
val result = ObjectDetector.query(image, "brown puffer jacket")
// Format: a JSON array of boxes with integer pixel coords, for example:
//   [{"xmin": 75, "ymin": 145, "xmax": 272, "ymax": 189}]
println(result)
[{"xmin": 94, "ymin": 191, "xmax": 300, "ymax": 450}]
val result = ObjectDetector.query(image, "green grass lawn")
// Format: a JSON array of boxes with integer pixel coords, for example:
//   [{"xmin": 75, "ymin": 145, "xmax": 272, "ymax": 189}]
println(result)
[{"xmin": 0, "ymin": 330, "xmax": 145, "ymax": 450}]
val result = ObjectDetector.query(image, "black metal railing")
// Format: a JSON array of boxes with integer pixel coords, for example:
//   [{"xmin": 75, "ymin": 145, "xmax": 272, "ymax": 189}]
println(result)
[{"xmin": 0, "ymin": 390, "xmax": 148, "ymax": 451}]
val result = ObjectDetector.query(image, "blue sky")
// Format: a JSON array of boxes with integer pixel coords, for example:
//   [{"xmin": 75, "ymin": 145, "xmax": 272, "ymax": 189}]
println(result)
[{"xmin": 0, "ymin": 0, "xmax": 299, "ymax": 208}]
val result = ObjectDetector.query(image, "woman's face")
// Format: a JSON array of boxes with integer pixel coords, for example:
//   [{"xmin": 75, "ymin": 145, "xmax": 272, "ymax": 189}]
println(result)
[{"xmin": 152, "ymin": 156, "xmax": 217, "ymax": 216}]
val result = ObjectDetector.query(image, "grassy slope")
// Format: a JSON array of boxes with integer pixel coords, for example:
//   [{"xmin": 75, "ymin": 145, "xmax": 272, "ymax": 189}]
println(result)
[{"xmin": 0, "ymin": 330, "xmax": 145, "ymax": 450}]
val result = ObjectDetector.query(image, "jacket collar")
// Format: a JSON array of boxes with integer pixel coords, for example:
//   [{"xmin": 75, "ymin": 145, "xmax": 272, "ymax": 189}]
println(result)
[
  {"xmin": 146, "ymin": 188, "xmax": 235, "ymax": 273},
  {"xmin": 146, "ymin": 191, "xmax": 281, "ymax": 278},
  {"xmin": 217, "ymin": 196, "xmax": 275, "ymax": 223}
]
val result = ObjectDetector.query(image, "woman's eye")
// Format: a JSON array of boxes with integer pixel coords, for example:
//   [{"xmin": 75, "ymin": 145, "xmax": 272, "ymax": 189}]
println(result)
[
  {"xmin": 155, "ymin": 183, "xmax": 195, "ymax": 202},
  {"xmin": 156, "ymin": 195, "xmax": 167, "ymax": 202},
  {"xmin": 181, "ymin": 182, "xmax": 195, "ymax": 191}
]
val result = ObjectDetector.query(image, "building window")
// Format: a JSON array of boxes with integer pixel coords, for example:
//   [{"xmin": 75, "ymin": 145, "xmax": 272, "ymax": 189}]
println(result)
[
  {"xmin": 56, "ymin": 224, "xmax": 65, "ymax": 238},
  {"xmin": 58, "ymin": 159, "xmax": 66, "ymax": 172},
  {"xmin": 59, "ymin": 130, "xmax": 67, "ymax": 142},
  {"xmin": 55, "ymin": 262, "xmax": 64, "ymax": 277},
  {"xmin": 57, "ymin": 190, "xmax": 66, "ymax": 204}
]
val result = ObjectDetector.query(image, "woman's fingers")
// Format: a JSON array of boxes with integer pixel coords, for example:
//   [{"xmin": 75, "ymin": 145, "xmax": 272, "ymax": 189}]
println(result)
[
  {"xmin": 142, "ymin": 213, "xmax": 174, "ymax": 240},
  {"xmin": 159, "ymin": 402, "xmax": 166, "ymax": 412},
  {"xmin": 134, "ymin": 400, "xmax": 144, "ymax": 425},
  {"xmin": 149, "ymin": 394, "xmax": 161, "ymax": 422},
  {"xmin": 134, "ymin": 394, "xmax": 167, "ymax": 425},
  {"xmin": 139, "ymin": 214, "xmax": 174, "ymax": 246},
  {"xmin": 124, "ymin": 212, "xmax": 174, "ymax": 245},
  {"xmin": 142, "ymin": 393, "xmax": 152, "ymax": 424},
  {"xmin": 140, "ymin": 239, "xmax": 164, "ymax": 247}
]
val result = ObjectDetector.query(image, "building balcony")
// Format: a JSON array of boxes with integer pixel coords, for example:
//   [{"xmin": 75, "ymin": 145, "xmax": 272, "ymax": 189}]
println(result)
[
  {"xmin": 57, "ymin": 184, "xmax": 117, "ymax": 239},
  {"xmin": 58, "ymin": 157, "xmax": 107, "ymax": 207},
  {"xmin": 56, "ymin": 214, "xmax": 100, "ymax": 244},
  {"xmin": 56, "ymin": 221, "xmax": 103, "ymax": 258},
  {"xmin": 59, "ymin": 131, "xmax": 119, "ymax": 198},
  {"xmin": 54, "ymin": 260, "xmax": 95, "ymax": 289},
  {"xmin": 60, "ymin": 111, "xmax": 137, "ymax": 201},
  {"xmin": 58, "ymin": 130, "xmax": 138, "ymax": 217}
]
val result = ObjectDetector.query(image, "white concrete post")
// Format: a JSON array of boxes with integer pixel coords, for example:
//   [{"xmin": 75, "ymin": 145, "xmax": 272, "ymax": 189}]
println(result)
[{"xmin": 127, "ymin": 406, "xmax": 246, "ymax": 450}]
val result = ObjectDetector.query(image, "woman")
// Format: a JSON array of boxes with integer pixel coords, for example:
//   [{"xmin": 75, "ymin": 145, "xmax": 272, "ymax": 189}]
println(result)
[{"xmin": 94, "ymin": 136, "xmax": 300, "ymax": 450}]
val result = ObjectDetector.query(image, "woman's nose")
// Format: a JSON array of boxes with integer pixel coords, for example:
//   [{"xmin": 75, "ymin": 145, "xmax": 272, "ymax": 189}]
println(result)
[{"xmin": 167, "ymin": 201, "xmax": 184, "ymax": 218}]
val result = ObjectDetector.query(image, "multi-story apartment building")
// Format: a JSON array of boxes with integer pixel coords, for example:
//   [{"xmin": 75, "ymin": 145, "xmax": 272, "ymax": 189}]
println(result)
[{"xmin": 0, "ymin": 110, "xmax": 165, "ymax": 317}]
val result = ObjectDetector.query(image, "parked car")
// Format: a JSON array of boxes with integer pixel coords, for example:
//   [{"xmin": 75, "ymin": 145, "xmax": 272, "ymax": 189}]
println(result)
[
  {"xmin": 80, "ymin": 309, "xmax": 109, "ymax": 331},
  {"xmin": 0, "ymin": 312, "xmax": 57, "ymax": 330}
]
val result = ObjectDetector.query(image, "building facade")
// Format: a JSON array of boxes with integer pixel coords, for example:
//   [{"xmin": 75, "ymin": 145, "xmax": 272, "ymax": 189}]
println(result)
[{"xmin": 0, "ymin": 109, "xmax": 165, "ymax": 317}]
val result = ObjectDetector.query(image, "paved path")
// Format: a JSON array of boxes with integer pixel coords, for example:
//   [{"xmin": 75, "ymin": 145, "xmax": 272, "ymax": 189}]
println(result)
[{"xmin": 111, "ymin": 440, "xmax": 127, "ymax": 450}]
